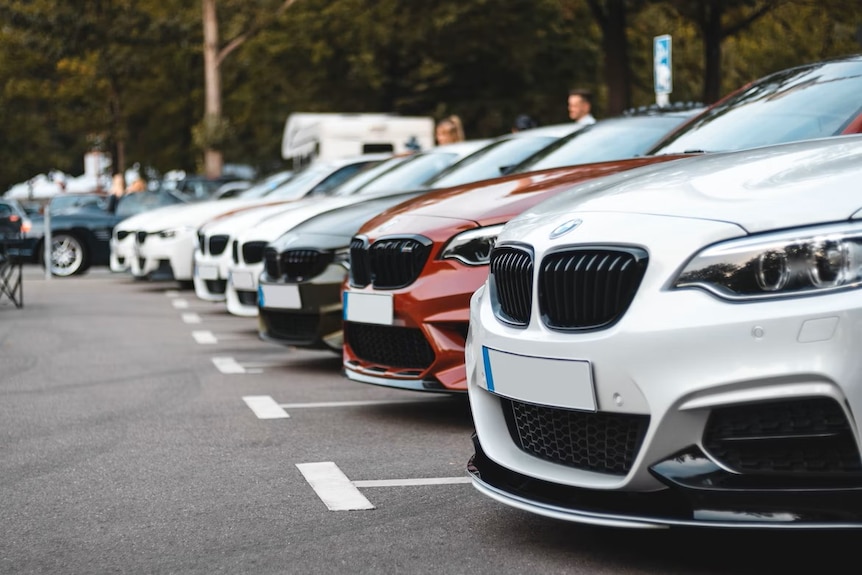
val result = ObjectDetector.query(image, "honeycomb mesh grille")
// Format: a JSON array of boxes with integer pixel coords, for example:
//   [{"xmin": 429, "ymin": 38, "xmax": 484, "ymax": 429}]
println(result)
[
  {"xmin": 344, "ymin": 322, "xmax": 434, "ymax": 369},
  {"xmin": 502, "ymin": 398, "xmax": 649, "ymax": 475}
]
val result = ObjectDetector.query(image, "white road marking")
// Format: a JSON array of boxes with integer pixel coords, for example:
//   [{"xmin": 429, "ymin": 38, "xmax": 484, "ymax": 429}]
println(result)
[
  {"xmin": 296, "ymin": 462, "xmax": 374, "ymax": 511},
  {"xmin": 182, "ymin": 313, "xmax": 202, "ymax": 324},
  {"xmin": 243, "ymin": 396, "xmax": 289, "ymax": 419},
  {"xmin": 172, "ymin": 299, "xmax": 189, "ymax": 309},
  {"xmin": 279, "ymin": 398, "xmax": 451, "ymax": 409},
  {"xmin": 353, "ymin": 477, "xmax": 472, "ymax": 487},
  {"xmin": 165, "ymin": 290, "xmax": 180, "ymax": 298},
  {"xmin": 212, "ymin": 357, "xmax": 246, "ymax": 374},
  {"xmin": 193, "ymin": 330, "xmax": 217, "ymax": 344}
]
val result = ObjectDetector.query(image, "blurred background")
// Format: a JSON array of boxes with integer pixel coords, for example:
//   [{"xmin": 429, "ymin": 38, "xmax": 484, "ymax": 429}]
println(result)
[{"xmin": 1, "ymin": 0, "xmax": 860, "ymax": 192}]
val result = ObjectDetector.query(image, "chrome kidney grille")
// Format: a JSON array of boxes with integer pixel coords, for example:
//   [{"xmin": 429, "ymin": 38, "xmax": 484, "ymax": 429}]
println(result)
[
  {"xmin": 491, "ymin": 245, "xmax": 648, "ymax": 330},
  {"xmin": 349, "ymin": 236, "xmax": 432, "ymax": 289}
]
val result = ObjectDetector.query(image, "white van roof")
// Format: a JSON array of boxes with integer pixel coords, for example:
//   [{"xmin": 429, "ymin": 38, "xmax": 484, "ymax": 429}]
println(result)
[{"xmin": 282, "ymin": 113, "xmax": 435, "ymax": 162}]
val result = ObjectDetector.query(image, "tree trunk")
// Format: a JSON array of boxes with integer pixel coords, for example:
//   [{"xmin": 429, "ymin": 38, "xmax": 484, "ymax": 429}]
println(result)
[
  {"xmin": 602, "ymin": 0, "xmax": 631, "ymax": 115},
  {"xmin": 202, "ymin": 0, "xmax": 223, "ymax": 178},
  {"xmin": 702, "ymin": 0, "xmax": 724, "ymax": 104}
]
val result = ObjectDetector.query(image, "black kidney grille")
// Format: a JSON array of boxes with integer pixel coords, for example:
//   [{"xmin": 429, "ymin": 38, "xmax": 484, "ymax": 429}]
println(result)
[
  {"xmin": 242, "ymin": 241, "xmax": 267, "ymax": 264},
  {"xmin": 263, "ymin": 247, "xmax": 280, "ymax": 278},
  {"xmin": 703, "ymin": 398, "xmax": 862, "ymax": 475},
  {"xmin": 197, "ymin": 232, "xmax": 205, "ymax": 253},
  {"xmin": 502, "ymin": 397, "xmax": 649, "ymax": 475},
  {"xmin": 349, "ymin": 237, "xmax": 370, "ymax": 287},
  {"xmin": 208, "ymin": 234, "xmax": 229, "ymax": 256},
  {"xmin": 490, "ymin": 247, "xmax": 534, "ymax": 326},
  {"xmin": 136, "ymin": 231, "xmax": 147, "ymax": 244},
  {"xmin": 344, "ymin": 322, "xmax": 434, "ymax": 369},
  {"xmin": 367, "ymin": 237, "xmax": 431, "ymax": 289},
  {"xmin": 539, "ymin": 248, "xmax": 647, "ymax": 330},
  {"xmin": 117, "ymin": 230, "xmax": 130, "ymax": 240},
  {"xmin": 280, "ymin": 249, "xmax": 332, "ymax": 282}
]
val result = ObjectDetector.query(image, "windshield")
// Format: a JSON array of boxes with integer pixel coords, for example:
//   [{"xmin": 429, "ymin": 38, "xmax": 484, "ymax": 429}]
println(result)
[
  {"xmin": 333, "ymin": 155, "xmax": 414, "ymax": 196},
  {"xmin": 509, "ymin": 115, "xmax": 694, "ymax": 173},
  {"xmin": 652, "ymin": 59, "xmax": 862, "ymax": 155},
  {"xmin": 355, "ymin": 152, "xmax": 460, "ymax": 195},
  {"xmin": 425, "ymin": 135, "xmax": 561, "ymax": 188},
  {"xmin": 116, "ymin": 190, "xmax": 184, "ymax": 218},
  {"xmin": 238, "ymin": 171, "xmax": 295, "ymax": 200},
  {"xmin": 264, "ymin": 164, "xmax": 335, "ymax": 200}
]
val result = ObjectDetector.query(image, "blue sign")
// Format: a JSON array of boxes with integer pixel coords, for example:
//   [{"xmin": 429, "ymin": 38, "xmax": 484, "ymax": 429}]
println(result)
[{"xmin": 654, "ymin": 35, "xmax": 672, "ymax": 95}]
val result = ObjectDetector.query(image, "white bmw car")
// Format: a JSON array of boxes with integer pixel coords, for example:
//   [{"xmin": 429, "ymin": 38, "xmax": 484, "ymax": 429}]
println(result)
[
  {"xmin": 129, "ymin": 154, "xmax": 388, "ymax": 285},
  {"xmin": 467, "ymin": 134, "xmax": 862, "ymax": 529}
]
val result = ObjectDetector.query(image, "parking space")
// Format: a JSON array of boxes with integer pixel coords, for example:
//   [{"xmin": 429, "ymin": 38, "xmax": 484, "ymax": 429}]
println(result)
[{"xmin": 2, "ymin": 266, "xmax": 860, "ymax": 574}]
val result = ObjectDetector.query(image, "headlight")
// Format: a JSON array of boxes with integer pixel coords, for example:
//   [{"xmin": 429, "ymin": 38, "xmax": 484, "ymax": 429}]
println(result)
[
  {"xmin": 440, "ymin": 225, "xmax": 505, "ymax": 266},
  {"xmin": 673, "ymin": 223, "xmax": 862, "ymax": 300},
  {"xmin": 158, "ymin": 226, "xmax": 195, "ymax": 239}
]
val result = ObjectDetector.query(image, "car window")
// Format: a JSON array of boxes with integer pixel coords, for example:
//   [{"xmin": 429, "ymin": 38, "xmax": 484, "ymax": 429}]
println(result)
[
  {"xmin": 332, "ymin": 155, "xmax": 414, "ymax": 197},
  {"xmin": 425, "ymin": 136, "xmax": 560, "ymax": 187},
  {"xmin": 355, "ymin": 152, "xmax": 460, "ymax": 195},
  {"xmin": 652, "ymin": 60, "xmax": 862, "ymax": 154},
  {"xmin": 307, "ymin": 161, "xmax": 383, "ymax": 196},
  {"xmin": 510, "ymin": 115, "xmax": 691, "ymax": 173},
  {"xmin": 266, "ymin": 164, "xmax": 335, "ymax": 200}
]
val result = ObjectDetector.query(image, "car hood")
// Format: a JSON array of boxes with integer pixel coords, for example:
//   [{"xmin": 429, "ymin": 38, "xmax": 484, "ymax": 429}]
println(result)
[
  {"xmin": 132, "ymin": 197, "xmax": 283, "ymax": 232},
  {"xmin": 267, "ymin": 191, "xmax": 427, "ymax": 252},
  {"xmin": 357, "ymin": 156, "xmax": 685, "ymax": 232},
  {"xmin": 511, "ymin": 136, "xmax": 862, "ymax": 235}
]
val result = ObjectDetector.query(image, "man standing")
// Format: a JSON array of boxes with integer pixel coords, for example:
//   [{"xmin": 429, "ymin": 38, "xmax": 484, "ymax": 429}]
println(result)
[{"xmin": 568, "ymin": 88, "xmax": 596, "ymax": 126}]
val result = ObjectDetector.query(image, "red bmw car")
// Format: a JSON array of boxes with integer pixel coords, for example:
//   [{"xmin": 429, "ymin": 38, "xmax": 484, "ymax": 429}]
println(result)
[{"xmin": 342, "ymin": 55, "xmax": 862, "ymax": 393}]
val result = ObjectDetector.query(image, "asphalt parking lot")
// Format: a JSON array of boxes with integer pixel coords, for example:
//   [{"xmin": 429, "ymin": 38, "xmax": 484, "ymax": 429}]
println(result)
[{"xmin": 1, "ymin": 266, "xmax": 859, "ymax": 574}]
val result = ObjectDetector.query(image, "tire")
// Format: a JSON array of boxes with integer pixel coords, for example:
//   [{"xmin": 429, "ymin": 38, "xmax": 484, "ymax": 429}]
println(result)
[{"xmin": 49, "ymin": 233, "xmax": 88, "ymax": 277}]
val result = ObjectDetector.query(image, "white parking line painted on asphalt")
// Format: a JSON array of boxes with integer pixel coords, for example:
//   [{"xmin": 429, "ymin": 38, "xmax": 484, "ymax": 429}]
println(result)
[
  {"xmin": 212, "ymin": 357, "xmax": 246, "ymax": 374},
  {"xmin": 279, "ymin": 398, "xmax": 452, "ymax": 409},
  {"xmin": 297, "ymin": 462, "xmax": 375, "ymax": 511},
  {"xmin": 165, "ymin": 290, "xmax": 179, "ymax": 298},
  {"xmin": 172, "ymin": 299, "xmax": 189, "ymax": 309},
  {"xmin": 193, "ymin": 330, "xmax": 218, "ymax": 344},
  {"xmin": 243, "ymin": 395, "xmax": 290, "ymax": 419},
  {"xmin": 354, "ymin": 477, "xmax": 472, "ymax": 487},
  {"xmin": 182, "ymin": 313, "xmax": 202, "ymax": 324}
]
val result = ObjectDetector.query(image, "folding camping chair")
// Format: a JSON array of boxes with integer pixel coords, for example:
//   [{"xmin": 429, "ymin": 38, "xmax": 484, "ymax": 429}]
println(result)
[{"xmin": 0, "ymin": 237, "xmax": 23, "ymax": 308}]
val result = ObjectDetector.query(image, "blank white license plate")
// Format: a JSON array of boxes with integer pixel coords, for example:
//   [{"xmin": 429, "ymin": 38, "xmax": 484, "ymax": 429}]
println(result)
[
  {"xmin": 230, "ymin": 270, "xmax": 255, "ymax": 290},
  {"xmin": 482, "ymin": 347, "xmax": 596, "ymax": 412},
  {"xmin": 343, "ymin": 291, "xmax": 393, "ymax": 325},
  {"xmin": 197, "ymin": 264, "xmax": 219, "ymax": 280},
  {"xmin": 259, "ymin": 284, "xmax": 301, "ymax": 309}
]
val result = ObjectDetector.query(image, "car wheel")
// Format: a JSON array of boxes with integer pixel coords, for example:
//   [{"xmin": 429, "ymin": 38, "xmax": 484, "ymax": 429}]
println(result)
[{"xmin": 50, "ymin": 233, "xmax": 88, "ymax": 276}]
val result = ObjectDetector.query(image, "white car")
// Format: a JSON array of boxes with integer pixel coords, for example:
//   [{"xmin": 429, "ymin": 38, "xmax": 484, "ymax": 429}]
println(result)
[
  {"xmin": 192, "ymin": 154, "xmax": 417, "ymax": 302},
  {"xmin": 128, "ymin": 154, "xmax": 388, "ymax": 285},
  {"xmin": 222, "ymin": 140, "xmax": 494, "ymax": 316},
  {"xmin": 466, "ymin": 134, "xmax": 862, "ymax": 529},
  {"xmin": 110, "ymin": 170, "xmax": 296, "ymax": 274}
]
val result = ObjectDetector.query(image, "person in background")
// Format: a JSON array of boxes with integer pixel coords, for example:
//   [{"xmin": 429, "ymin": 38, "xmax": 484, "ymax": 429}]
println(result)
[
  {"xmin": 435, "ymin": 115, "xmax": 465, "ymax": 145},
  {"xmin": 567, "ymin": 88, "xmax": 596, "ymax": 126},
  {"xmin": 512, "ymin": 114, "xmax": 538, "ymax": 132},
  {"xmin": 125, "ymin": 176, "xmax": 147, "ymax": 194}
]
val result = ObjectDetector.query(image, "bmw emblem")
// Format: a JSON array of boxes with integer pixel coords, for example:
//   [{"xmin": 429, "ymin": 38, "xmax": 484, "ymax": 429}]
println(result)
[{"xmin": 550, "ymin": 218, "xmax": 582, "ymax": 239}]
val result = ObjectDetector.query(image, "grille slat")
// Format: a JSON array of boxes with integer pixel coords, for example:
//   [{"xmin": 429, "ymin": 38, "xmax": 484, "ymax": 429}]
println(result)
[{"xmin": 703, "ymin": 398, "xmax": 862, "ymax": 474}]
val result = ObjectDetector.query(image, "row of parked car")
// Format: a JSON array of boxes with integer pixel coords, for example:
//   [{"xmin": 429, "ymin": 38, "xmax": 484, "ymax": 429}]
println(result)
[{"xmin": 24, "ymin": 53, "xmax": 862, "ymax": 529}]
